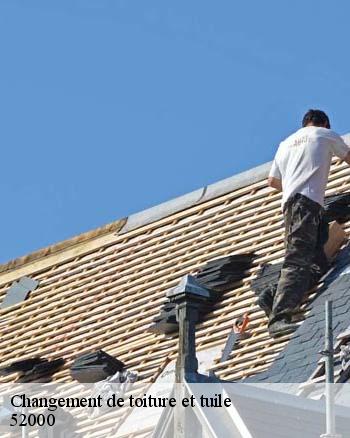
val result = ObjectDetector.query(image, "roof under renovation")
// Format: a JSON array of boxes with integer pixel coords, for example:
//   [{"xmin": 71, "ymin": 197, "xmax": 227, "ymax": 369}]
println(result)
[{"xmin": 1, "ymin": 133, "xmax": 350, "ymax": 388}]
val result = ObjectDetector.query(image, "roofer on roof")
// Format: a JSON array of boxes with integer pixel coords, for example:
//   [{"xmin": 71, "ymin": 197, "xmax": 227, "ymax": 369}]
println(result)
[{"xmin": 267, "ymin": 109, "xmax": 350, "ymax": 337}]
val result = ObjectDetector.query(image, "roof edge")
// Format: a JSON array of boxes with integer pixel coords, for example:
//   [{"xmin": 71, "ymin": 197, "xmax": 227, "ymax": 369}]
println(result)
[
  {"xmin": 120, "ymin": 160, "xmax": 272, "ymax": 233},
  {"xmin": 0, "ymin": 160, "xmax": 272, "ymax": 278},
  {"xmin": 0, "ymin": 218, "xmax": 127, "ymax": 277}
]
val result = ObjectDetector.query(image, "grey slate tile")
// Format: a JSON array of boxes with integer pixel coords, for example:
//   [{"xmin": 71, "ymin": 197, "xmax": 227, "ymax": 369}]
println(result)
[{"xmin": 245, "ymin": 244, "xmax": 350, "ymax": 384}]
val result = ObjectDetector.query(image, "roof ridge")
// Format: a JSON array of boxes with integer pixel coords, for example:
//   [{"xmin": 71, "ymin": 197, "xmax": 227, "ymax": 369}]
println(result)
[
  {"xmin": 0, "ymin": 160, "xmax": 272, "ymax": 278},
  {"xmin": 117, "ymin": 132, "xmax": 350, "ymax": 235},
  {"xmin": 1, "ymin": 131, "xmax": 348, "ymax": 279}
]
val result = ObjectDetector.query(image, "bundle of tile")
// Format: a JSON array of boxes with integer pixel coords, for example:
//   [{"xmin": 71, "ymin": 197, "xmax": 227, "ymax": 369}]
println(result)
[
  {"xmin": 195, "ymin": 254, "xmax": 255, "ymax": 292},
  {"xmin": 70, "ymin": 350, "xmax": 125, "ymax": 383},
  {"xmin": 150, "ymin": 296, "xmax": 211, "ymax": 335},
  {"xmin": 0, "ymin": 357, "xmax": 44, "ymax": 375},
  {"xmin": 150, "ymin": 253, "xmax": 254, "ymax": 335},
  {"xmin": 150, "ymin": 302, "xmax": 178, "ymax": 335},
  {"xmin": 0, "ymin": 357, "xmax": 65, "ymax": 381},
  {"xmin": 19, "ymin": 358, "xmax": 65, "ymax": 382},
  {"xmin": 251, "ymin": 262, "xmax": 283, "ymax": 317},
  {"xmin": 251, "ymin": 263, "xmax": 282, "ymax": 295},
  {"xmin": 324, "ymin": 192, "xmax": 350, "ymax": 224}
]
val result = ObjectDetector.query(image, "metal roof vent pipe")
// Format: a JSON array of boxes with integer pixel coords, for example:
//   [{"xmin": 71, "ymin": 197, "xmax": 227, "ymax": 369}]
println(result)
[
  {"xmin": 321, "ymin": 300, "xmax": 342, "ymax": 438},
  {"xmin": 167, "ymin": 274, "xmax": 213, "ymax": 383}
]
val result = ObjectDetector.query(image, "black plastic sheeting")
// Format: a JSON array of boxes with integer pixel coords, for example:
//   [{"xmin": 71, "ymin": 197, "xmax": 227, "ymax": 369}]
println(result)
[
  {"xmin": 150, "ymin": 253, "xmax": 255, "ymax": 335},
  {"xmin": 70, "ymin": 350, "xmax": 125, "ymax": 383},
  {"xmin": 324, "ymin": 192, "xmax": 350, "ymax": 224},
  {"xmin": 0, "ymin": 357, "xmax": 65, "ymax": 381}
]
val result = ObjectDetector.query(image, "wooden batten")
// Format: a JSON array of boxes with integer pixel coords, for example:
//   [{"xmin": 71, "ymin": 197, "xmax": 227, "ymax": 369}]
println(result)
[{"xmin": 0, "ymin": 157, "xmax": 349, "ymax": 435}]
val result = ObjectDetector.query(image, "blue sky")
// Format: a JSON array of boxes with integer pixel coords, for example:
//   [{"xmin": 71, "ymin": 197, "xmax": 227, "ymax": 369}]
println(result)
[{"xmin": 1, "ymin": 0, "xmax": 350, "ymax": 263}]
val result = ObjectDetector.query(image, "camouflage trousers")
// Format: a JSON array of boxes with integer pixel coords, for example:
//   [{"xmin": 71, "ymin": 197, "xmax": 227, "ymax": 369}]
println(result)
[{"xmin": 269, "ymin": 193, "xmax": 329, "ymax": 325}]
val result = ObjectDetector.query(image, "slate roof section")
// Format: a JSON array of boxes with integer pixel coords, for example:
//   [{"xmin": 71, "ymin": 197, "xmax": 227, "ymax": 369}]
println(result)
[{"xmin": 249, "ymin": 243, "xmax": 350, "ymax": 383}]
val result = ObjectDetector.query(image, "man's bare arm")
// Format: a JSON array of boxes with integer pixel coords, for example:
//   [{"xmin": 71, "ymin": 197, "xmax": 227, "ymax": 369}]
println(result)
[{"xmin": 268, "ymin": 177, "xmax": 282, "ymax": 192}]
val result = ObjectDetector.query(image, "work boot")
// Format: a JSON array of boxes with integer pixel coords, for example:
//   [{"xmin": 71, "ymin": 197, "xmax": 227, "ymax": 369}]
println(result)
[{"xmin": 268, "ymin": 318, "xmax": 299, "ymax": 338}]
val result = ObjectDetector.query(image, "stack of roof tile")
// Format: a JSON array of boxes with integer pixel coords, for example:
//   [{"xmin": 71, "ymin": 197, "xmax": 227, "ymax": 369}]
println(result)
[
  {"xmin": 150, "ymin": 302, "xmax": 178, "ymax": 335},
  {"xmin": 251, "ymin": 262, "xmax": 282, "ymax": 316},
  {"xmin": 196, "ymin": 254, "xmax": 255, "ymax": 291},
  {"xmin": 0, "ymin": 357, "xmax": 64, "ymax": 381},
  {"xmin": 70, "ymin": 350, "xmax": 125, "ymax": 383},
  {"xmin": 324, "ymin": 192, "xmax": 350, "ymax": 224},
  {"xmin": 150, "ymin": 254, "xmax": 254, "ymax": 335}
]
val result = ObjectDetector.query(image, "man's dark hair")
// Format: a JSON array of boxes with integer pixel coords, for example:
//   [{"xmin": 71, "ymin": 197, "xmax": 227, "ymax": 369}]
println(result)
[{"xmin": 302, "ymin": 109, "xmax": 331, "ymax": 129}]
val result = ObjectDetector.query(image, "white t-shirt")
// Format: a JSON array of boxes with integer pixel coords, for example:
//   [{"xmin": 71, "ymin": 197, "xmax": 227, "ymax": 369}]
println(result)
[{"xmin": 269, "ymin": 126, "xmax": 350, "ymax": 208}]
